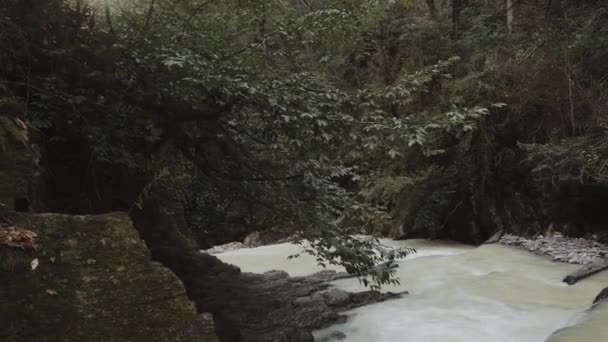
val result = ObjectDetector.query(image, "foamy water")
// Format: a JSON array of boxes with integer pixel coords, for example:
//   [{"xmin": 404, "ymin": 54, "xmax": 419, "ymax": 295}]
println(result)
[{"xmin": 216, "ymin": 239, "xmax": 608, "ymax": 341}]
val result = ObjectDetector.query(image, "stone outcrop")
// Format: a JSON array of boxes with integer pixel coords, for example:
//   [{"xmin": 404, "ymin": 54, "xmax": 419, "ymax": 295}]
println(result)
[
  {"xmin": 0, "ymin": 212, "xmax": 216, "ymax": 342},
  {"xmin": 210, "ymin": 269, "xmax": 406, "ymax": 342}
]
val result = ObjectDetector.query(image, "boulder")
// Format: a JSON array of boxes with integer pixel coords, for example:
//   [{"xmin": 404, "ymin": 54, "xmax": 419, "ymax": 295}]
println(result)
[
  {"xmin": 0, "ymin": 212, "xmax": 217, "ymax": 341},
  {"xmin": 244, "ymin": 231, "xmax": 264, "ymax": 247},
  {"xmin": 593, "ymin": 287, "xmax": 608, "ymax": 306},
  {"xmin": 243, "ymin": 230, "xmax": 288, "ymax": 248}
]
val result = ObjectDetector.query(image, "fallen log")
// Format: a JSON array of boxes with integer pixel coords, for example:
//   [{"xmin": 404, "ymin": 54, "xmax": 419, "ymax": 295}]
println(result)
[{"xmin": 563, "ymin": 259, "xmax": 608, "ymax": 285}]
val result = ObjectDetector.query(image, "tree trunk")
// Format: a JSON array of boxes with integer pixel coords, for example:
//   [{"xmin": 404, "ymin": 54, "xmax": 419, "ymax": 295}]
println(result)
[
  {"xmin": 104, "ymin": 0, "xmax": 115, "ymax": 35},
  {"xmin": 144, "ymin": 0, "xmax": 156, "ymax": 32},
  {"xmin": 506, "ymin": 0, "xmax": 514, "ymax": 34},
  {"xmin": 452, "ymin": 0, "xmax": 462, "ymax": 35},
  {"xmin": 426, "ymin": 0, "xmax": 438, "ymax": 18},
  {"xmin": 547, "ymin": 0, "xmax": 563, "ymax": 17},
  {"xmin": 300, "ymin": 0, "xmax": 314, "ymax": 12}
]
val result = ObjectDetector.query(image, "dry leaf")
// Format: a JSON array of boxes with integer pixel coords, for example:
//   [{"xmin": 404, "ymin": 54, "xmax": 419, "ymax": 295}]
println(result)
[
  {"xmin": 30, "ymin": 258, "xmax": 39, "ymax": 271},
  {"xmin": 0, "ymin": 219, "xmax": 40, "ymax": 251}
]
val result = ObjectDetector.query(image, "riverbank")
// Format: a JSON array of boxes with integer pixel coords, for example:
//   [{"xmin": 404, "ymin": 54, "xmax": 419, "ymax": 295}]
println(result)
[{"xmin": 500, "ymin": 233, "xmax": 608, "ymax": 265}]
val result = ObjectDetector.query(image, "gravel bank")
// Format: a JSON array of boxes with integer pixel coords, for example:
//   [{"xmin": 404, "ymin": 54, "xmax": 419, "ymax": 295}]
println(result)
[{"xmin": 500, "ymin": 233, "xmax": 608, "ymax": 265}]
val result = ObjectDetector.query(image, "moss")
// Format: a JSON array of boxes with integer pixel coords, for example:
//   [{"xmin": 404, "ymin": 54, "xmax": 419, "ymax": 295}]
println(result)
[{"xmin": 0, "ymin": 212, "xmax": 213, "ymax": 341}]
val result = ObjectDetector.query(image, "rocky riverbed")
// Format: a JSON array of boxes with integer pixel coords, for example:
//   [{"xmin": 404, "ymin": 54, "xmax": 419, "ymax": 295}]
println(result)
[{"xmin": 499, "ymin": 233, "xmax": 608, "ymax": 265}]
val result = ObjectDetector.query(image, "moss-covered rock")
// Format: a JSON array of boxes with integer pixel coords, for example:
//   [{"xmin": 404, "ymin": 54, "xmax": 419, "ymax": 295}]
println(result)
[{"xmin": 0, "ymin": 212, "xmax": 218, "ymax": 342}]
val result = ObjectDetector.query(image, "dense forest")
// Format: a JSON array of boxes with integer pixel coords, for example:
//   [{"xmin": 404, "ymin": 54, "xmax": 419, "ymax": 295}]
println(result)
[{"xmin": 1, "ymin": 0, "xmax": 608, "ymax": 339}]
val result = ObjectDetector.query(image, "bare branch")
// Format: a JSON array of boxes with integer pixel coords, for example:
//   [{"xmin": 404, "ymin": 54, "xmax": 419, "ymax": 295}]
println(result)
[
  {"xmin": 144, "ymin": 0, "xmax": 156, "ymax": 32},
  {"xmin": 300, "ymin": 0, "xmax": 314, "ymax": 12},
  {"xmin": 104, "ymin": 0, "xmax": 115, "ymax": 35}
]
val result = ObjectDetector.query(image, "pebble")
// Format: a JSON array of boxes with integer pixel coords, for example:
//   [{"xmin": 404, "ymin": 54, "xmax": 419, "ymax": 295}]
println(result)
[{"xmin": 500, "ymin": 233, "xmax": 608, "ymax": 265}]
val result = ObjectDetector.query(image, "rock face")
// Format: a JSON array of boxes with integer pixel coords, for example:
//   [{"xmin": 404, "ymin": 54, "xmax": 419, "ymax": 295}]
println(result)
[{"xmin": 0, "ymin": 212, "xmax": 217, "ymax": 342}]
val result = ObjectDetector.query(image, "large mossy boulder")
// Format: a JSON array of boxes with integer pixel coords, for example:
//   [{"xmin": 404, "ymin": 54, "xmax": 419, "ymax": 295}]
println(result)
[{"xmin": 0, "ymin": 212, "xmax": 217, "ymax": 342}]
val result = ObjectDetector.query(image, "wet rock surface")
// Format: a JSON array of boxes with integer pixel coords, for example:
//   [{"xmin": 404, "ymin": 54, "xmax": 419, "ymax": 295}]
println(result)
[
  {"xmin": 210, "ymin": 268, "xmax": 406, "ymax": 342},
  {"xmin": 592, "ymin": 287, "xmax": 608, "ymax": 306}
]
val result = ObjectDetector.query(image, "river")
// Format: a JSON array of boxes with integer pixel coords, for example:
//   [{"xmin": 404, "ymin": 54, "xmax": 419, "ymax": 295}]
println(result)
[{"xmin": 216, "ymin": 239, "xmax": 608, "ymax": 341}]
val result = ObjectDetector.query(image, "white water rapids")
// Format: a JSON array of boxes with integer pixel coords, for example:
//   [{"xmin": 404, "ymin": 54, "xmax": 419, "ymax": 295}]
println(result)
[{"xmin": 216, "ymin": 239, "xmax": 608, "ymax": 341}]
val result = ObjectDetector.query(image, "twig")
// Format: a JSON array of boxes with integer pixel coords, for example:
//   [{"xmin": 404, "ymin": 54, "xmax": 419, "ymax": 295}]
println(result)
[
  {"xmin": 517, "ymin": 40, "xmax": 546, "ymax": 66},
  {"xmin": 143, "ymin": 0, "xmax": 156, "ymax": 32},
  {"xmin": 439, "ymin": 199, "xmax": 464, "ymax": 231},
  {"xmin": 300, "ymin": 0, "xmax": 314, "ymax": 12}
]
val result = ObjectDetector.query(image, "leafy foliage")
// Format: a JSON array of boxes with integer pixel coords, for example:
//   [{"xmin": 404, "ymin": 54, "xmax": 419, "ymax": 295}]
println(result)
[
  {"xmin": 521, "ymin": 134, "xmax": 608, "ymax": 193},
  {"xmin": 2, "ymin": 0, "xmax": 608, "ymax": 287}
]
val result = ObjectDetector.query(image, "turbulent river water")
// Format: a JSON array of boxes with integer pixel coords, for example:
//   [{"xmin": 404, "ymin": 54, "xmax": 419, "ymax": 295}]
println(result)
[{"xmin": 216, "ymin": 239, "xmax": 608, "ymax": 342}]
